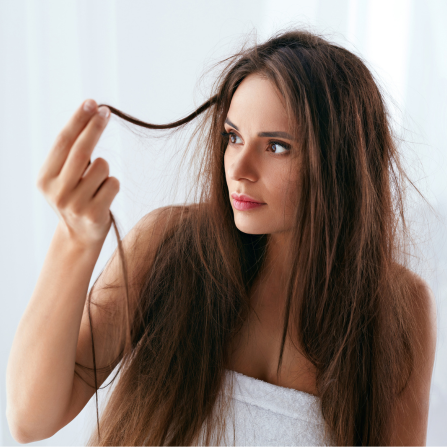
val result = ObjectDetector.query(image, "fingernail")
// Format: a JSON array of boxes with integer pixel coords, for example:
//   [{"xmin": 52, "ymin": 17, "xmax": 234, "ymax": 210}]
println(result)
[
  {"xmin": 83, "ymin": 99, "xmax": 96, "ymax": 112},
  {"xmin": 98, "ymin": 106, "xmax": 110, "ymax": 118}
]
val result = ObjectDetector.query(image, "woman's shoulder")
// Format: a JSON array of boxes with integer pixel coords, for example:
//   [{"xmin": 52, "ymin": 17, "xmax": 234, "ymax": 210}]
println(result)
[
  {"xmin": 392, "ymin": 263, "xmax": 437, "ymax": 325},
  {"xmin": 393, "ymin": 264, "xmax": 436, "ymax": 311},
  {"xmin": 137, "ymin": 203, "xmax": 199, "ymax": 233},
  {"xmin": 384, "ymin": 269, "xmax": 437, "ymax": 444},
  {"xmin": 407, "ymin": 268, "xmax": 437, "ymax": 345}
]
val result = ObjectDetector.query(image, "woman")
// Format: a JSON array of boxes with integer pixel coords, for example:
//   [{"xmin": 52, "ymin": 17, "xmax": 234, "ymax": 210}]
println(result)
[{"xmin": 6, "ymin": 29, "xmax": 437, "ymax": 445}]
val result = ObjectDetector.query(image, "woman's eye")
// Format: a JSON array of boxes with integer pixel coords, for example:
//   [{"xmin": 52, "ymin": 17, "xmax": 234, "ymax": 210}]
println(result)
[
  {"xmin": 270, "ymin": 142, "xmax": 290, "ymax": 154},
  {"xmin": 229, "ymin": 133, "xmax": 242, "ymax": 144}
]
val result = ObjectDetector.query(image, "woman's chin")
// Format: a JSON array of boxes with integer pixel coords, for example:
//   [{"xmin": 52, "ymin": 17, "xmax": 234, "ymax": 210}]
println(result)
[{"xmin": 234, "ymin": 221, "xmax": 268, "ymax": 235}]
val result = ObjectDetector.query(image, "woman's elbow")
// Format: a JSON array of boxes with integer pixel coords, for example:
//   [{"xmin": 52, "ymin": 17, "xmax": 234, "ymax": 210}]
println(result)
[{"xmin": 6, "ymin": 406, "xmax": 56, "ymax": 444}]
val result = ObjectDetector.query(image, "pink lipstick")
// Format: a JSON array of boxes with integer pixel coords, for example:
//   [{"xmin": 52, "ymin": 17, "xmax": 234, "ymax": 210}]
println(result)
[{"xmin": 231, "ymin": 193, "xmax": 266, "ymax": 211}]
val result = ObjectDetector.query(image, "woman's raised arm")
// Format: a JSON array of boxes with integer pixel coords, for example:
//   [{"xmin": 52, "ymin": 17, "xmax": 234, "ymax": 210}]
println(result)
[{"xmin": 5, "ymin": 99, "xmax": 171, "ymax": 443}]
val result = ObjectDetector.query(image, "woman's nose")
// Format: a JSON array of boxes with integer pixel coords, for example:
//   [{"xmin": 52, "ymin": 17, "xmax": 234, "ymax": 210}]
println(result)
[{"xmin": 228, "ymin": 142, "xmax": 260, "ymax": 182}]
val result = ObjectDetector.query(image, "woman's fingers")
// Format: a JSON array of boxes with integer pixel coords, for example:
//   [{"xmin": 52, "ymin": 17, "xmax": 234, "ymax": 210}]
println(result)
[
  {"xmin": 38, "ymin": 99, "xmax": 98, "ymax": 181},
  {"xmin": 36, "ymin": 99, "xmax": 119, "ymax": 246},
  {"xmin": 71, "ymin": 157, "xmax": 110, "ymax": 209},
  {"xmin": 58, "ymin": 106, "xmax": 110, "ymax": 192},
  {"xmin": 91, "ymin": 176, "xmax": 120, "ymax": 219}
]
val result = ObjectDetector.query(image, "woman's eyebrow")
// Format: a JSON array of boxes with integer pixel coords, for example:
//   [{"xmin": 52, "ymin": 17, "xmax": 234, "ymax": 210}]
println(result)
[
  {"xmin": 225, "ymin": 117, "xmax": 239, "ymax": 130},
  {"xmin": 258, "ymin": 131, "xmax": 294, "ymax": 140},
  {"xmin": 225, "ymin": 118, "xmax": 294, "ymax": 140}
]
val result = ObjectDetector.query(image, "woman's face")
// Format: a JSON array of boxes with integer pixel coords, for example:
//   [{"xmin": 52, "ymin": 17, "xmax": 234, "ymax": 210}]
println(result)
[{"xmin": 224, "ymin": 73, "xmax": 300, "ymax": 238}]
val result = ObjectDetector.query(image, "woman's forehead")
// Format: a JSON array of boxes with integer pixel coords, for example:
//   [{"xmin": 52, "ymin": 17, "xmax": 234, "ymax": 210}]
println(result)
[{"xmin": 228, "ymin": 74, "xmax": 290, "ymax": 132}]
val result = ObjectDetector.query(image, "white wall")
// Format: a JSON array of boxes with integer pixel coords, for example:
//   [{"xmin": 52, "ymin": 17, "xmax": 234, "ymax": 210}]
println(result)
[{"xmin": 0, "ymin": 0, "xmax": 445, "ymax": 444}]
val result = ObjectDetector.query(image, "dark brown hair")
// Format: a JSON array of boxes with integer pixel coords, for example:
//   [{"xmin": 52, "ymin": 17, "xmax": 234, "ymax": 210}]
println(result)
[{"xmin": 76, "ymin": 28, "xmax": 429, "ymax": 445}]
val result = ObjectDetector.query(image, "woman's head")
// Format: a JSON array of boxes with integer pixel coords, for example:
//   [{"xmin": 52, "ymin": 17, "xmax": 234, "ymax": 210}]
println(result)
[
  {"xmin": 224, "ymin": 73, "xmax": 300, "ymax": 241},
  {"xmin": 83, "ymin": 29, "xmax": 424, "ymax": 446},
  {"xmin": 212, "ymin": 28, "xmax": 392, "ymax": 272}
]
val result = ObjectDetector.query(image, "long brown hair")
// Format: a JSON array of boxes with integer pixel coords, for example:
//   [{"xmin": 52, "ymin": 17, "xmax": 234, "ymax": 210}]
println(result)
[{"xmin": 76, "ymin": 28, "xmax": 430, "ymax": 445}]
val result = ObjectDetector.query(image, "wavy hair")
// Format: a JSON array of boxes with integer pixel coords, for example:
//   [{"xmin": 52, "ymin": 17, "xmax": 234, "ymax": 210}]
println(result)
[{"xmin": 76, "ymin": 29, "xmax": 428, "ymax": 445}]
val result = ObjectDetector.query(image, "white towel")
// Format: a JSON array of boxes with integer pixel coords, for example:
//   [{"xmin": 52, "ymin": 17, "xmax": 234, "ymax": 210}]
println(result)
[{"xmin": 199, "ymin": 369, "xmax": 334, "ymax": 446}]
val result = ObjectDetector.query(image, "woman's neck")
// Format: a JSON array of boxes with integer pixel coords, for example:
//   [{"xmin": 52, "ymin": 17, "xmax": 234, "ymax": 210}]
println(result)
[{"xmin": 250, "ymin": 232, "xmax": 293, "ymax": 308}]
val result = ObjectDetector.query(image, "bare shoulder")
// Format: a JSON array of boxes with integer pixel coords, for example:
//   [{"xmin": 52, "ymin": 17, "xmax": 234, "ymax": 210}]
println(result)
[
  {"xmin": 400, "ymin": 268, "xmax": 437, "ymax": 365},
  {"xmin": 406, "ymin": 269, "xmax": 437, "ymax": 342},
  {"xmin": 133, "ymin": 204, "xmax": 191, "ymax": 238},
  {"xmin": 386, "ymin": 267, "xmax": 438, "ymax": 445},
  {"xmin": 392, "ymin": 264, "xmax": 437, "ymax": 333},
  {"xmin": 115, "ymin": 204, "xmax": 193, "ymax": 266},
  {"xmin": 139, "ymin": 204, "xmax": 193, "ymax": 227}
]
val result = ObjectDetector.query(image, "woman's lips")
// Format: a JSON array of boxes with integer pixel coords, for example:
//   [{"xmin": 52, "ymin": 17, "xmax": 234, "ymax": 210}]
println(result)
[
  {"xmin": 230, "ymin": 193, "xmax": 265, "ymax": 204},
  {"xmin": 230, "ymin": 192, "xmax": 266, "ymax": 211},
  {"xmin": 232, "ymin": 198, "xmax": 266, "ymax": 211}
]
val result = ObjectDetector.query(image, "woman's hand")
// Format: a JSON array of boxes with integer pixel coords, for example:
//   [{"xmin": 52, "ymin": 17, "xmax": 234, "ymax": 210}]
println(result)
[{"xmin": 36, "ymin": 99, "xmax": 120, "ymax": 248}]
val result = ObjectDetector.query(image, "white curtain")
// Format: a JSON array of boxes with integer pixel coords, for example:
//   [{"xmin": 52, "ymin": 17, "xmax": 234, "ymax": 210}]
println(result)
[{"xmin": 0, "ymin": 0, "xmax": 445, "ymax": 444}]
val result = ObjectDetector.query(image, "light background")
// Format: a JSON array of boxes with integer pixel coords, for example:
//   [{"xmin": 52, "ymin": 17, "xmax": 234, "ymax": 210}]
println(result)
[{"xmin": 0, "ymin": 0, "xmax": 446, "ymax": 444}]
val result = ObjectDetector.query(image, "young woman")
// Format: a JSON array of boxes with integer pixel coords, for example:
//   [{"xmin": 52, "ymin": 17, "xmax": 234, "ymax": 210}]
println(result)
[{"xmin": 6, "ymin": 29, "xmax": 437, "ymax": 446}]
